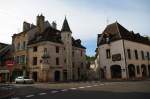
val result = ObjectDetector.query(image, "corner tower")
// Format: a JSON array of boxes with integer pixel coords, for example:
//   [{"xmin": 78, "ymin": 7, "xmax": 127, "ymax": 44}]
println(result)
[{"xmin": 61, "ymin": 17, "xmax": 72, "ymax": 81}]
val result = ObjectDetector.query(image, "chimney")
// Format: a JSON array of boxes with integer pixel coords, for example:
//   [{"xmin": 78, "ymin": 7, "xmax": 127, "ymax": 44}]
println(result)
[
  {"xmin": 23, "ymin": 21, "xmax": 30, "ymax": 31},
  {"xmin": 52, "ymin": 21, "xmax": 57, "ymax": 29},
  {"xmin": 36, "ymin": 14, "xmax": 45, "ymax": 32}
]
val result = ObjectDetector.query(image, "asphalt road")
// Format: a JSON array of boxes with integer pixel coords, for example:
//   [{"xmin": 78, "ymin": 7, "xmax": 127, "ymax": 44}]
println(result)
[{"xmin": 10, "ymin": 81, "xmax": 150, "ymax": 99}]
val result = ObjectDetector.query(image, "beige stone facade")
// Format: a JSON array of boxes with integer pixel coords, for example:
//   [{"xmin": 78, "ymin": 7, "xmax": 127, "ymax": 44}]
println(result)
[{"xmin": 12, "ymin": 15, "xmax": 86, "ymax": 82}]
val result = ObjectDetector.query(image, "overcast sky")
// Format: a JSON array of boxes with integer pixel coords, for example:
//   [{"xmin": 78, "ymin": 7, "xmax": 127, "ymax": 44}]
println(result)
[{"xmin": 0, "ymin": 0, "xmax": 150, "ymax": 56}]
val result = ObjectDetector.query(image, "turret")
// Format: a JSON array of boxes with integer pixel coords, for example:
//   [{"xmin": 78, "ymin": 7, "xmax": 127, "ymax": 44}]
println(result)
[
  {"xmin": 61, "ymin": 17, "xmax": 72, "ymax": 33},
  {"xmin": 23, "ymin": 21, "xmax": 31, "ymax": 31},
  {"xmin": 36, "ymin": 14, "xmax": 45, "ymax": 32},
  {"xmin": 61, "ymin": 17, "xmax": 73, "ymax": 80},
  {"xmin": 51, "ymin": 21, "xmax": 57, "ymax": 29}
]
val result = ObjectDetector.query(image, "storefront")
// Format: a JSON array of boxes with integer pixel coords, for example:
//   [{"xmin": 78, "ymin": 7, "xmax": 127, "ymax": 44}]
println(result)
[{"xmin": 0, "ymin": 69, "xmax": 9, "ymax": 82}]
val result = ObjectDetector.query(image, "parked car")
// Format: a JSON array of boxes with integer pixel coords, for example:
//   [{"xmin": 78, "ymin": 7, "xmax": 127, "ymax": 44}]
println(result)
[{"xmin": 15, "ymin": 76, "xmax": 34, "ymax": 84}]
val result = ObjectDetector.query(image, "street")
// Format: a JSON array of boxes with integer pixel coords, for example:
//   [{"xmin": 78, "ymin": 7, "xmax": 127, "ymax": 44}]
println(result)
[{"xmin": 9, "ymin": 81, "xmax": 150, "ymax": 99}]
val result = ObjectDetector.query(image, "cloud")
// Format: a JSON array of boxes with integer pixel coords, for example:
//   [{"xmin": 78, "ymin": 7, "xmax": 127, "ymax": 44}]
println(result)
[{"xmin": 0, "ymin": 0, "xmax": 149, "ymax": 55}]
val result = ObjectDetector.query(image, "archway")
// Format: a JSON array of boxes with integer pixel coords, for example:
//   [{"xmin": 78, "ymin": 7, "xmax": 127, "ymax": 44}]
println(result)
[
  {"xmin": 100, "ymin": 68, "xmax": 105, "ymax": 79},
  {"xmin": 54, "ymin": 71, "xmax": 60, "ymax": 81},
  {"xmin": 110, "ymin": 65, "xmax": 122, "ymax": 79},
  {"xmin": 141, "ymin": 64, "xmax": 147, "ymax": 77},
  {"xmin": 63, "ymin": 70, "xmax": 67, "ymax": 81},
  {"xmin": 128, "ymin": 64, "xmax": 135, "ymax": 78},
  {"xmin": 148, "ymin": 65, "xmax": 150, "ymax": 77}
]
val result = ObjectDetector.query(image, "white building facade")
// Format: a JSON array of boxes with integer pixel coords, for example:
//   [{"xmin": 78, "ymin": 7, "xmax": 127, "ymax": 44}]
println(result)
[{"xmin": 96, "ymin": 22, "xmax": 150, "ymax": 80}]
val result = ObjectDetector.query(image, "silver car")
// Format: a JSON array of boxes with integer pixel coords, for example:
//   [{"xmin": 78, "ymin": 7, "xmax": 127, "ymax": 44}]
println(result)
[{"xmin": 15, "ymin": 76, "xmax": 34, "ymax": 84}]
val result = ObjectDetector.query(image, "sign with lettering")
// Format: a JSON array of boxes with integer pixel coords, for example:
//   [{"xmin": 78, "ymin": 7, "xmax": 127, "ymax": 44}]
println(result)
[
  {"xmin": 6, "ymin": 60, "xmax": 15, "ymax": 72},
  {"xmin": 112, "ymin": 54, "xmax": 121, "ymax": 61}
]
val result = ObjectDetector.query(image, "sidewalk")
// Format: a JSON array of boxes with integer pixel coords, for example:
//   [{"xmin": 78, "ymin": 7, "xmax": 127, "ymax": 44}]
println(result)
[{"xmin": 0, "ymin": 84, "xmax": 15, "ymax": 99}]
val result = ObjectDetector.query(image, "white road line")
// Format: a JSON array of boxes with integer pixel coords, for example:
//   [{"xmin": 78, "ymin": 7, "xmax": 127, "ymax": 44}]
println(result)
[
  {"xmin": 39, "ymin": 93, "xmax": 47, "ymax": 95},
  {"xmin": 93, "ymin": 85, "xmax": 98, "ymax": 86},
  {"xmin": 78, "ymin": 87, "xmax": 85, "ymax": 89},
  {"xmin": 70, "ymin": 88, "xmax": 77, "ymax": 90},
  {"xmin": 100, "ymin": 84, "xmax": 105, "ymax": 85},
  {"xmin": 85, "ymin": 86, "xmax": 92, "ymax": 88},
  {"xmin": 51, "ymin": 90, "xmax": 59, "ymax": 94},
  {"xmin": 26, "ymin": 94, "xmax": 34, "ymax": 98},
  {"xmin": 61, "ymin": 89, "xmax": 68, "ymax": 92},
  {"xmin": 11, "ymin": 97, "xmax": 20, "ymax": 99}
]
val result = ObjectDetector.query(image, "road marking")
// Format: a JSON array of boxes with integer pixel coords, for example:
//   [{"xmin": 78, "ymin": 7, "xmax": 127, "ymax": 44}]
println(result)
[
  {"xmin": 39, "ymin": 93, "xmax": 47, "ymax": 95},
  {"xmin": 93, "ymin": 85, "xmax": 98, "ymax": 86},
  {"xmin": 51, "ymin": 90, "xmax": 59, "ymax": 94},
  {"xmin": 26, "ymin": 94, "xmax": 34, "ymax": 98},
  {"xmin": 78, "ymin": 87, "xmax": 85, "ymax": 89},
  {"xmin": 85, "ymin": 86, "xmax": 92, "ymax": 88},
  {"xmin": 11, "ymin": 97, "xmax": 20, "ymax": 99},
  {"xmin": 100, "ymin": 84, "xmax": 105, "ymax": 85},
  {"xmin": 61, "ymin": 89, "xmax": 68, "ymax": 92},
  {"xmin": 70, "ymin": 88, "xmax": 77, "ymax": 90}
]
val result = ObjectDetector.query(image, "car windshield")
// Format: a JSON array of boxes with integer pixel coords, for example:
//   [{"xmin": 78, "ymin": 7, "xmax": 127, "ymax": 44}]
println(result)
[
  {"xmin": 17, "ymin": 77, "xmax": 23, "ymax": 79},
  {"xmin": 24, "ymin": 77, "xmax": 29, "ymax": 79}
]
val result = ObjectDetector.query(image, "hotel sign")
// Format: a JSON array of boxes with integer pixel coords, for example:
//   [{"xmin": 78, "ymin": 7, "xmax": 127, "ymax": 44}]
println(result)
[{"xmin": 112, "ymin": 54, "xmax": 121, "ymax": 61}]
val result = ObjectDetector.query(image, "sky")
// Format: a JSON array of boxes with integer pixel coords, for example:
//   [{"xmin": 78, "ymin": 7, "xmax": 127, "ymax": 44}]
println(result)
[{"xmin": 0, "ymin": 0, "xmax": 150, "ymax": 56}]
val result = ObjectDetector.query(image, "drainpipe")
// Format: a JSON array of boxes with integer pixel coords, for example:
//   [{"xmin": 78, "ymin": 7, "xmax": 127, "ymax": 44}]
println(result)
[{"xmin": 122, "ymin": 39, "xmax": 128, "ymax": 80}]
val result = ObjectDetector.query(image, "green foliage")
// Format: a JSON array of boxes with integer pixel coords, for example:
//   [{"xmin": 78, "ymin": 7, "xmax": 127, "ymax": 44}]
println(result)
[{"xmin": 86, "ymin": 55, "xmax": 95, "ymax": 62}]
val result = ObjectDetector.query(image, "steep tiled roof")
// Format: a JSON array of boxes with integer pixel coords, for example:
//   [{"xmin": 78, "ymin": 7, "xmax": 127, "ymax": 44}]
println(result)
[
  {"xmin": 98, "ymin": 22, "xmax": 150, "ymax": 46},
  {"xmin": 72, "ymin": 38, "xmax": 86, "ymax": 49},
  {"xmin": 61, "ymin": 17, "xmax": 72, "ymax": 33},
  {"xmin": 28, "ymin": 27, "xmax": 63, "ymax": 45}
]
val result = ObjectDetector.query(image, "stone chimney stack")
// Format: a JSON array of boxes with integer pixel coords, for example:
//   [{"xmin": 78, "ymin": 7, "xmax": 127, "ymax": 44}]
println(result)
[
  {"xmin": 23, "ymin": 21, "xmax": 31, "ymax": 31},
  {"xmin": 52, "ymin": 21, "xmax": 57, "ymax": 29},
  {"xmin": 36, "ymin": 14, "xmax": 45, "ymax": 32}
]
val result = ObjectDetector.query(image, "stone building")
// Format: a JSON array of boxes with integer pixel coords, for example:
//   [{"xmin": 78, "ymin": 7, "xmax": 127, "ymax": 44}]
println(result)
[
  {"xmin": 12, "ymin": 15, "xmax": 86, "ymax": 82},
  {"xmin": 95, "ymin": 22, "xmax": 150, "ymax": 80},
  {"xmin": 0, "ymin": 43, "xmax": 12, "ymax": 82}
]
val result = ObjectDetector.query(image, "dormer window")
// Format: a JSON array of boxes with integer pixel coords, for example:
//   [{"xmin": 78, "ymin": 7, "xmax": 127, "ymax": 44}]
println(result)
[{"xmin": 106, "ymin": 37, "xmax": 110, "ymax": 43}]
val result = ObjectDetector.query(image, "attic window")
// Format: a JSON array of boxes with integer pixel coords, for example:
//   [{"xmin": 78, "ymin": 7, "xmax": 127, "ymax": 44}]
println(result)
[
  {"xmin": 36, "ymin": 35, "xmax": 42, "ymax": 41},
  {"xmin": 106, "ymin": 37, "xmax": 110, "ymax": 43}
]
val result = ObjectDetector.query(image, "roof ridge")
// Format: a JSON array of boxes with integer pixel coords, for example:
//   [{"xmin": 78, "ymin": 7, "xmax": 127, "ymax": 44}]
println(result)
[{"xmin": 115, "ymin": 22, "xmax": 122, "ymax": 38}]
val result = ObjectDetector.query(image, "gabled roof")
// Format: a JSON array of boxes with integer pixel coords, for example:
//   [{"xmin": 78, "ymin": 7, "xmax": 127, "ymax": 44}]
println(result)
[
  {"xmin": 61, "ymin": 17, "xmax": 72, "ymax": 33},
  {"xmin": 98, "ymin": 22, "xmax": 150, "ymax": 46}
]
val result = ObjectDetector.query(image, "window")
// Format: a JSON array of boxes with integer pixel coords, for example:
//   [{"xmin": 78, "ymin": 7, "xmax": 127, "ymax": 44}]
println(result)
[
  {"xmin": 81, "ymin": 62, "xmax": 83, "ymax": 69},
  {"xmin": 72, "ymin": 62, "xmax": 75, "ymax": 68},
  {"xmin": 33, "ymin": 57, "xmax": 37, "ymax": 65},
  {"xmin": 147, "ymin": 52, "xmax": 150, "ymax": 60},
  {"xmin": 56, "ymin": 46, "xmax": 59, "ymax": 53},
  {"xmin": 134, "ymin": 50, "xmax": 138, "ymax": 60},
  {"xmin": 20, "ymin": 55, "xmax": 25, "ymax": 64},
  {"xmin": 56, "ymin": 57, "xmax": 59, "ymax": 65},
  {"xmin": 17, "ymin": 56, "xmax": 19, "ymax": 64},
  {"xmin": 106, "ymin": 49, "xmax": 111, "ymax": 59},
  {"xmin": 44, "ymin": 48, "xmax": 47, "ymax": 55},
  {"xmin": 72, "ymin": 51, "xmax": 74, "ymax": 57},
  {"xmin": 33, "ymin": 46, "xmax": 37, "ymax": 52},
  {"xmin": 22, "ymin": 41, "xmax": 26, "ymax": 50},
  {"xmin": 127, "ymin": 49, "xmax": 131, "ymax": 59},
  {"xmin": 141, "ymin": 51, "xmax": 145, "ymax": 60},
  {"xmin": 81, "ymin": 51, "xmax": 83, "ymax": 56},
  {"xmin": 17, "ymin": 43, "xmax": 20, "ymax": 51},
  {"xmin": 64, "ymin": 59, "xmax": 66, "ymax": 63},
  {"xmin": 137, "ymin": 65, "xmax": 140, "ymax": 74}
]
